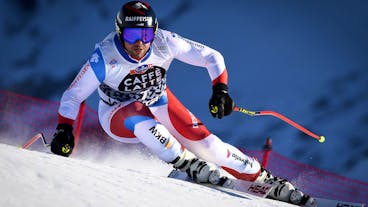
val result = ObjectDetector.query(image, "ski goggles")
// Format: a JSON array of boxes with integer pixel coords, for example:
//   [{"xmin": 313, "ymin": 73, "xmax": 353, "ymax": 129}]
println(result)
[{"xmin": 123, "ymin": 28, "xmax": 155, "ymax": 44}]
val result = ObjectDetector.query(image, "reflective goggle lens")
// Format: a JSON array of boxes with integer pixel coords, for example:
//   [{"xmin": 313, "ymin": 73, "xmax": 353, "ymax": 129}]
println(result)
[{"xmin": 123, "ymin": 28, "xmax": 154, "ymax": 44}]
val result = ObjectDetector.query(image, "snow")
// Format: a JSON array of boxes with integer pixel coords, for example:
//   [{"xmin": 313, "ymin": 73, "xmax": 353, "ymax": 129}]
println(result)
[{"xmin": 0, "ymin": 143, "xmax": 293, "ymax": 207}]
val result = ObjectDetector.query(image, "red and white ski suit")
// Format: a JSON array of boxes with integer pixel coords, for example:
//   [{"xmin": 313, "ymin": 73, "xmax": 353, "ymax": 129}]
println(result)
[{"xmin": 58, "ymin": 28, "xmax": 261, "ymax": 181}]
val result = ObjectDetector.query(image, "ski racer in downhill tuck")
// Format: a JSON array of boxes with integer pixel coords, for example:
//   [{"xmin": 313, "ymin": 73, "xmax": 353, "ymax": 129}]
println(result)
[{"xmin": 50, "ymin": 1, "xmax": 315, "ymax": 206}]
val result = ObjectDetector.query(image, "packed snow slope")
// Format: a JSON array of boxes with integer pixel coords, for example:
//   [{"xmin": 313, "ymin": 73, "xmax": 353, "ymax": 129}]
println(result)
[{"xmin": 0, "ymin": 143, "xmax": 295, "ymax": 207}]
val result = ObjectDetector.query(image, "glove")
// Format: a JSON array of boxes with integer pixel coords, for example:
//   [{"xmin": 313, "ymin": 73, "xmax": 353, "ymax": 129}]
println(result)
[
  {"xmin": 50, "ymin": 123, "xmax": 75, "ymax": 157},
  {"xmin": 209, "ymin": 83, "xmax": 235, "ymax": 119}
]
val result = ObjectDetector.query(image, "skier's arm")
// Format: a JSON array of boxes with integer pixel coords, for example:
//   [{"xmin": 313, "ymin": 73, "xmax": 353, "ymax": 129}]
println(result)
[
  {"xmin": 51, "ymin": 48, "xmax": 106, "ymax": 156},
  {"xmin": 58, "ymin": 48, "xmax": 105, "ymax": 124},
  {"xmin": 166, "ymin": 32, "xmax": 227, "ymax": 85},
  {"xmin": 166, "ymin": 32, "xmax": 234, "ymax": 119}
]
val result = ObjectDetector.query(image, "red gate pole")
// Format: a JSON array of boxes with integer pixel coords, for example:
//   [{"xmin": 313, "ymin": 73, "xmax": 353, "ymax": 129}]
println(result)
[
  {"xmin": 73, "ymin": 101, "xmax": 86, "ymax": 146},
  {"xmin": 261, "ymin": 138, "xmax": 272, "ymax": 168}
]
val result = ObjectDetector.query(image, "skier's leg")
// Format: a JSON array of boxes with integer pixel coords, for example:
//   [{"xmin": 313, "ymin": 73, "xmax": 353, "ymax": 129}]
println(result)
[
  {"xmin": 150, "ymin": 89, "xmax": 315, "ymax": 205},
  {"xmin": 98, "ymin": 100, "xmax": 221, "ymax": 183},
  {"xmin": 98, "ymin": 100, "xmax": 140, "ymax": 143},
  {"xmin": 149, "ymin": 88, "xmax": 261, "ymax": 180},
  {"xmin": 99, "ymin": 100, "xmax": 181, "ymax": 161}
]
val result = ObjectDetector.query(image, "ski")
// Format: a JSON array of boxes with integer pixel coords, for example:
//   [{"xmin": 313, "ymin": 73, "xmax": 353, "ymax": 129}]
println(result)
[{"xmin": 168, "ymin": 169, "xmax": 365, "ymax": 207}]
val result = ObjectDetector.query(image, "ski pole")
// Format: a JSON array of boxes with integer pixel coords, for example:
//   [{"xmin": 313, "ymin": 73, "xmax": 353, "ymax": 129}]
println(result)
[
  {"xmin": 233, "ymin": 106, "xmax": 325, "ymax": 143},
  {"xmin": 21, "ymin": 133, "xmax": 49, "ymax": 149}
]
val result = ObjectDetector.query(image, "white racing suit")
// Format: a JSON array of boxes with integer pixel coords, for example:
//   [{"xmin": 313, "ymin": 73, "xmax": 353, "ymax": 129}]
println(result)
[{"xmin": 58, "ymin": 28, "xmax": 261, "ymax": 181}]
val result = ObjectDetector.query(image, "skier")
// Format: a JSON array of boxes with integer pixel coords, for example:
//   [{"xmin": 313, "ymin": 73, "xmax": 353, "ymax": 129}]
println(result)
[{"xmin": 50, "ymin": 1, "xmax": 315, "ymax": 206}]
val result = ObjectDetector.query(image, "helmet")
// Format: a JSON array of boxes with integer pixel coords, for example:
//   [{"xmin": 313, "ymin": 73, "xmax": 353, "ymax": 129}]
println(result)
[{"xmin": 115, "ymin": 1, "xmax": 158, "ymax": 38}]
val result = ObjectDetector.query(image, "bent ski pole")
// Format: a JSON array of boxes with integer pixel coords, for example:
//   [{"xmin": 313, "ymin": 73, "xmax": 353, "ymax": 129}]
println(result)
[
  {"xmin": 21, "ymin": 133, "xmax": 49, "ymax": 149},
  {"xmin": 233, "ymin": 106, "xmax": 325, "ymax": 143}
]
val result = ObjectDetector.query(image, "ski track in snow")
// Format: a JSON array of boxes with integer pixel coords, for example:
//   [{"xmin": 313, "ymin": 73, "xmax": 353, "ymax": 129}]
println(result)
[{"xmin": 0, "ymin": 143, "xmax": 295, "ymax": 207}]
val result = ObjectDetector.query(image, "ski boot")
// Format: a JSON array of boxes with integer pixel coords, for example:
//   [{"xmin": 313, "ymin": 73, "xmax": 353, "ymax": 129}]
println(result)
[
  {"xmin": 255, "ymin": 168, "xmax": 317, "ymax": 207},
  {"xmin": 171, "ymin": 149, "xmax": 231, "ymax": 186}
]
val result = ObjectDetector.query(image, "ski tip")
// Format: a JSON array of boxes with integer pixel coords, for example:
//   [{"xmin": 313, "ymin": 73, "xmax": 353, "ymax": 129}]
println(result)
[{"xmin": 318, "ymin": 136, "xmax": 326, "ymax": 143}]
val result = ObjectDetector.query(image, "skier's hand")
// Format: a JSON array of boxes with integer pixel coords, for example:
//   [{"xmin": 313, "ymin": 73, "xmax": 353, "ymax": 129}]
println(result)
[
  {"xmin": 50, "ymin": 124, "xmax": 75, "ymax": 157},
  {"xmin": 209, "ymin": 83, "xmax": 235, "ymax": 119}
]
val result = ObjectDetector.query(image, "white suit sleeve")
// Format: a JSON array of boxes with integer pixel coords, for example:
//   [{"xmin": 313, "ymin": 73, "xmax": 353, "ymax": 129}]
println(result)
[
  {"xmin": 165, "ymin": 32, "xmax": 226, "ymax": 82},
  {"xmin": 58, "ymin": 61, "xmax": 100, "ymax": 121},
  {"xmin": 58, "ymin": 48, "xmax": 106, "ymax": 122}
]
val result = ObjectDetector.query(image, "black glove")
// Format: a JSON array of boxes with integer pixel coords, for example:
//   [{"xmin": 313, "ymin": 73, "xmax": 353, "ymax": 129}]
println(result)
[
  {"xmin": 209, "ymin": 83, "xmax": 235, "ymax": 119},
  {"xmin": 50, "ymin": 124, "xmax": 75, "ymax": 157}
]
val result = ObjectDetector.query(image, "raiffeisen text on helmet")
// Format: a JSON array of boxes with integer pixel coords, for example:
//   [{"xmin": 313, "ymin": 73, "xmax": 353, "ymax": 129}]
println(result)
[{"xmin": 125, "ymin": 16, "xmax": 153, "ymax": 25}]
